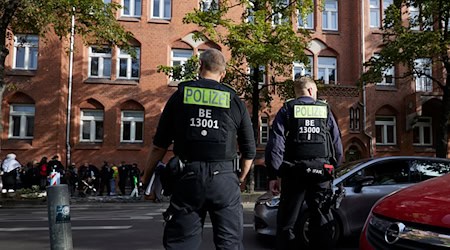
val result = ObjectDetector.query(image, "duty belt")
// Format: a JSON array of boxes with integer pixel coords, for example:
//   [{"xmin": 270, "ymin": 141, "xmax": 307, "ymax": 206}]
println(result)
[{"xmin": 178, "ymin": 157, "xmax": 240, "ymax": 173}]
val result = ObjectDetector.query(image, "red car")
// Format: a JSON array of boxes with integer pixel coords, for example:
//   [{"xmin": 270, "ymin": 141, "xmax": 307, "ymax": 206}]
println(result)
[{"xmin": 360, "ymin": 173, "xmax": 450, "ymax": 249}]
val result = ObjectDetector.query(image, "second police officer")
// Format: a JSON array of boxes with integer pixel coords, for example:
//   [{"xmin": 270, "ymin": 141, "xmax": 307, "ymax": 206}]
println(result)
[
  {"xmin": 142, "ymin": 48, "xmax": 256, "ymax": 250},
  {"xmin": 265, "ymin": 76, "xmax": 343, "ymax": 250}
]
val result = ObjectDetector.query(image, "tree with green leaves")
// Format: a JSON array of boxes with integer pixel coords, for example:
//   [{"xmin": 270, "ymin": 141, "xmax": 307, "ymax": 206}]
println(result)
[
  {"xmin": 0, "ymin": 0, "xmax": 133, "ymax": 146},
  {"xmin": 361, "ymin": 0, "xmax": 450, "ymax": 158},
  {"xmin": 159, "ymin": 0, "xmax": 314, "ymax": 192}
]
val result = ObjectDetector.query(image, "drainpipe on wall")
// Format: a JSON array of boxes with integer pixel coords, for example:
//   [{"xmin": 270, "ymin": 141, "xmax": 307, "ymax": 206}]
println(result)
[
  {"xmin": 361, "ymin": 0, "xmax": 374, "ymax": 158},
  {"xmin": 66, "ymin": 8, "xmax": 75, "ymax": 168}
]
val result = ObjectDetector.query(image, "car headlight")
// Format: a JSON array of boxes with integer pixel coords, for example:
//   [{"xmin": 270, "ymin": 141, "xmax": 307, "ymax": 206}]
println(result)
[{"xmin": 265, "ymin": 197, "xmax": 280, "ymax": 207}]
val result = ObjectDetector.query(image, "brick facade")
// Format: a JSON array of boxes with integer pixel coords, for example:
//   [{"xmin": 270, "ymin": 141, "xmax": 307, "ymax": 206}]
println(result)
[{"xmin": 2, "ymin": 1, "xmax": 446, "ymax": 180}]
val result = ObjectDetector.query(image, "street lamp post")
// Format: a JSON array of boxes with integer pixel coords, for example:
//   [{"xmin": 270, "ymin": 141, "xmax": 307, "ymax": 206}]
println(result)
[{"xmin": 66, "ymin": 8, "xmax": 75, "ymax": 168}]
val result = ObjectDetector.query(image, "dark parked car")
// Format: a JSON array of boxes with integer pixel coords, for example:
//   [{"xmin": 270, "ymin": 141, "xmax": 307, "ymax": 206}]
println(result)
[
  {"xmin": 360, "ymin": 172, "xmax": 450, "ymax": 249},
  {"xmin": 254, "ymin": 156, "xmax": 450, "ymax": 247}
]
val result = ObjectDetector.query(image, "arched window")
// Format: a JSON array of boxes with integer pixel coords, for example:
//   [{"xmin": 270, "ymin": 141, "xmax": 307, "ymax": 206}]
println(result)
[
  {"xmin": 80, "ymin": 110, "xmax": 104, "ymax": 142},
  {"xmin": 79, "ymin": 99, "xmax": 105, "ymax": 143},
  {"xmin": 375, "ymin": 105, "xmax": 398, "ymax": 145},
  {"xmin": 375, "ymin": 116, "xmax": 396, "ymax": 145},
  {"xmin": 8, "ymin": 92, "xmax": 35, "ymax": 139},
  {"xmin": 120, "ymin": 100, "xmax": 145, "ymax": 143},
  {"xmin": 9, "ymin": 104, "xmax": 35, "ymax": 139}
]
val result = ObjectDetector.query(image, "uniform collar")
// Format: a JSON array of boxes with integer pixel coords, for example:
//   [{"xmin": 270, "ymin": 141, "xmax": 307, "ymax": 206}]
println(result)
[
  {"xmin": 198, "ymin": 77, "xmax": 221, "ymax": 85},
  {"xmin": 297, "ymin": 96, "xmax": 315, "ymax": 103}
]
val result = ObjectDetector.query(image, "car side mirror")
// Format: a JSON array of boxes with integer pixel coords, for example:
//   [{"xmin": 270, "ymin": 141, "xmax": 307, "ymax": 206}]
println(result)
[{"xmin": 353, "ymin": 176, "xmax": 375, "ymax": 193}]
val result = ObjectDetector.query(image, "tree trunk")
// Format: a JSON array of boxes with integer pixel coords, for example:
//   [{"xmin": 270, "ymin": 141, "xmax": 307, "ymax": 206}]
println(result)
[
  {"xmin": 0, "ymin": 28, "xmax": 9, "ymax": 153},
  {"xmin": 436, "ymin": 78, "xmax": 450, "ymax": 158},
  {"xmin": 246, "ymin": 67, "xmax": 261, "ymax": 193},
  {"xmin": 0, "ymin": 0, "xmax": 23, "ymax": 154}
]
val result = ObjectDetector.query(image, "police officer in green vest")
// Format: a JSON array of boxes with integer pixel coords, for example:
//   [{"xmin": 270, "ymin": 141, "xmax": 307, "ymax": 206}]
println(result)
[
  {"xmin": 265, "ymin": 76, "xmax": 343, "ymax": 250},
  {"xmin": 142, "ymin": 48, "xmax": 256, "ymax": 250}
]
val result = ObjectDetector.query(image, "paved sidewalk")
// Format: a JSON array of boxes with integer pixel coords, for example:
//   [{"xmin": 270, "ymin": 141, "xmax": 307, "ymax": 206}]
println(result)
[{"xmin": 0, "ymin": 190, "xmax": 265, "ymax": 208}]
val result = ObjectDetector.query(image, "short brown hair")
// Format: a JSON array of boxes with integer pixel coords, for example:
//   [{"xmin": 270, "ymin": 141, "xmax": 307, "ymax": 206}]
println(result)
[
  {"xmin": 294, "ymin": 76, "xmax": 316, "ymax": 93},
  {"xmin": 199, "ymin": 48, "xmax": 226, "ymax": 74}
]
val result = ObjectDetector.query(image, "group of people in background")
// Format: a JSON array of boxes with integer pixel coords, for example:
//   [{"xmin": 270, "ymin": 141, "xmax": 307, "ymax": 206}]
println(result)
[{"xmin": 0, "ymin": 153, "xmax": 144, "ymax": 198}]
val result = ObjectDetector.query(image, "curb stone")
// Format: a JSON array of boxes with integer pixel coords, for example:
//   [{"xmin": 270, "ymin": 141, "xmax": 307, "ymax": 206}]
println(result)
[{"xmin": 0, "ymin": 191, "xmax": 265, "ymax": 208}]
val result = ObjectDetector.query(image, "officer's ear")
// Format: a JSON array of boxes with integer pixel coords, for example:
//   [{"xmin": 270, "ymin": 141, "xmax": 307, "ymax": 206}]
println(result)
[
  {"xmin": 199, "ymin": 61, "xmax": 204, "ymax": 72},
  {"xmin": 219, "ymin": 70, "xmax": 226, "ymax": 81}
]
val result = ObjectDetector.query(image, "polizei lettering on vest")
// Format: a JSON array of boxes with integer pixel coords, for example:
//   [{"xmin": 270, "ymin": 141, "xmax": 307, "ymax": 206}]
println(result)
[
  {"xmin": 294, "ymin": 105, "xmax": 327, "ymax": 119},
  {"xmin": 184, "ymin": 86, "xmax": 230, "ymax": 108}
]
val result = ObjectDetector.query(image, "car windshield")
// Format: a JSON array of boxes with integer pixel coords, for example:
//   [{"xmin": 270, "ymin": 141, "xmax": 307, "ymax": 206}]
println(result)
[{"xmin": 335, "ymin": 158, "xmax": 372, "ymax": 178}]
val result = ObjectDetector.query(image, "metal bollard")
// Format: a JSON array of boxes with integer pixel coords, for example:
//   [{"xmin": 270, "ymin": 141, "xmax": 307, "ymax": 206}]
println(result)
[{"xmin": 47, "ymin": 184, "xmax": 73, "ymax": 250}]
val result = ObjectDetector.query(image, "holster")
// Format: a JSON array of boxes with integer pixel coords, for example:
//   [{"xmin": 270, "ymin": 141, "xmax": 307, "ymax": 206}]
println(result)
[
  {"xmin": 233, "ymin": 156, "xmax": 240, "ymax": 175},
  {"xmin": 160, "ymin": 156, "xmax": 184, "ymax": 196},
  {"xmin": 332, "ymin": 184, "xmax": 346, "ymax": 209},
  {"xmin": 282, "ymin": 159, "xmax": 333, "ymax": 183}
]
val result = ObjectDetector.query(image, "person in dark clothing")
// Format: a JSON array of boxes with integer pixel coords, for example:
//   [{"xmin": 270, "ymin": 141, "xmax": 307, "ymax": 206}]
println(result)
[
  {"xmin": 22, "ymin": 161, "xmax": 37, "ymax": 189},
  {"xmin": 1, "ymin": 153, "xmax": 22, "ymax": 193},
  {"xmin": 47, "ymin": 155, "xmax": 65, "ymax": 183},
  {"xmin": 142, "ymin": 48, "xmax": 256, "ymax": 250},
  {"xmin": 77, "ymin": 163, "xmax": 89, "ymax": 195},
  {"xmin": 99, "ymin": 161, "xmax": 113, "ymax": 196},
  {"xmin": 265, "ymin": 76, "xmax": 343, "ymax": 250},
  {"xmin": 88, "ymin": 164, "xmax": 100, "ymax": 191},
  {"xmin": 65, "ymin": 163, "xmax": 78, "ymax": 196},
  {"xmin": 118, "ymin": 162, "xmax": 129, "ymax": 195},
  {"xmin": 19, "ymin": 162, "xmax": 32, "ymax": 189},
  {"xmin": 38, "ymin": 156, "xmax": 48, "ymax": 190},
  {"xmin": 27, "ymin": 160, "xmax": 41, "ymax": 188},
  {"xmin": 129, "ymin": 163, "xmax": 140, "ymax": 189}
]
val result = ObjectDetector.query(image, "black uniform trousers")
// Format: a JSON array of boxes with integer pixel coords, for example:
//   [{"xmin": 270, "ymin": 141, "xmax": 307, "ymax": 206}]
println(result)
[
  {"xmin": 276, "ymin": 166, "xmax": 334, "ymax": 250},
  {"xmin": 163, "ymin": 160, "xmax": 243, "ymax": 250},
  {"xmin": 2, "ymin": 170, "xmax": 17, "ymax": 190}
]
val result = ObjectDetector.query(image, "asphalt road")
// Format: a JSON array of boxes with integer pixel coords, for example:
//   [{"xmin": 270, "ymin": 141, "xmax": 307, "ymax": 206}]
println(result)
[{"xmin": 0, "ymin": 202, "xmax": 358, "ymax": 250}]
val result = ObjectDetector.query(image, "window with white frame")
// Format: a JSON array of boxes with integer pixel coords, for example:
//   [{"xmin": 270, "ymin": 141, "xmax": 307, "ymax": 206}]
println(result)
[
  {"xmin": 9, "ymin": 104, "xmax": 35, "ymax": 139},
  {"xmin": 151, "ymin": 0, "xmax": 171, "ymax": 19},
  {"xmin": 374, "ymin": 53, "xmax": 395, "ymax": 86},
  {"xmin": 322, "ymin": 0, "xmax": 338, "ymax": 31},
  {"xmin": 88, "ymin": 46, "xmax": 112, "ymax": 78},
  {"xmin": 80, "ymin": 110, "xmax": 104, "ymax": 142},
  {"xmin": 409, "ymin": 6, "xmax": 420, "ymax": 30},
  {"xmin": 121, "ymin": 111, "xmax": 144, "ymax": 143},
  {"xmin": 293, "ymin": 56, "xmax": 313, "ymax": 79},
  {"xmin": 272, "ymin": 0, "xmax": 290, "ymax": 26},
  {"xmin": 414, "ymin": 58, "xmax": 432, "ymax": 92},
  {"xmin": 200, "ymin": 0, "xmax": 218, "ymax": 12},
  {"xmin": 375, "ymin": 116, "xmax": 396, "ymax": 145},
  {"xmin": 260, "ymin": 116, "xmax": 269, "ymax": 144},
  {"xmin": 249, "ymin": 66, "xmax": 265, "ymax": 89},
  {"xmin": 297, "ymin": 7, "xmax": 314, "ymax": 29},
  {"xmin": 318, "ymin": 56, "xmax": 336, "ymax": 84},
  {"xmin": 13, "ymin": 34, "xmax": 38, "ymax": 70},
  {"xmin": 171, "ymin": 49, "xmax": 193, "ymax": 67},
  {"xmin": 122, "ymin": 0, "xmax": 142, "ymax": 17},
  {"xmin": 170, "ymin": 49, "xmax": 194, "ymax": 80},
  {"xmin": 413, "ymin": 117, "xmax": 432, "ymax": 146},
  {"xmin": 117, "ymin": 47, "xmax": 140, "ymax": 79},
  {"xmin": 409, "ymin": 5, "xmax": 432, "ymax": 31},
  {"xmin": 246, "ymin": 2, "xmax": 255, "ymax": 23},
  {"xmin": 369, "ymin": 0, "xmax": 393, "ymax": 28}
]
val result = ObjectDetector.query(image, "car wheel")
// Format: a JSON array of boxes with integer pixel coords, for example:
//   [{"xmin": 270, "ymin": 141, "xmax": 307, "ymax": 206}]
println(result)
[{"xmin": 295, "ymin": 210, "xmax": 341, "ymax": 249}]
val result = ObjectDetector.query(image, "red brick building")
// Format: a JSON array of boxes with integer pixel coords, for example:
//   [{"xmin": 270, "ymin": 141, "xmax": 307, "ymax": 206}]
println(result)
[{"xmin": 2, "ymin": 1, "xmax": 446, "ymax": 189}]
